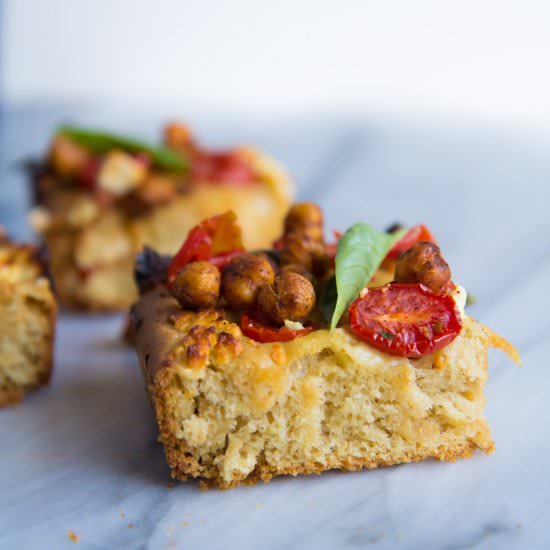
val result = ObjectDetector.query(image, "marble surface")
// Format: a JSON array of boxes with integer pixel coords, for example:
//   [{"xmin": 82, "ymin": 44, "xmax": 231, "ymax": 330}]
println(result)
[{"xmin": 1, "ymin": 105, "xmax": 549, "ymax": 549}]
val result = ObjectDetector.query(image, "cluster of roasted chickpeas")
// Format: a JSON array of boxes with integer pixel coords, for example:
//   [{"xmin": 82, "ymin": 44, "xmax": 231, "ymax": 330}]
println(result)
[
  {"xmin": 170, "ymin": 202, "xmax": 454, "ymax": 328},
  {"xmin": 171, "ymin": 203, "xmax": 327, "ymax": 325}
]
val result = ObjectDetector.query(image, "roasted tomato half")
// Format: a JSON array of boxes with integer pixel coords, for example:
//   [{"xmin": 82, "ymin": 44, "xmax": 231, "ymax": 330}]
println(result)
[
  {"xmin": 78, "ymin": 157, "xmax": 101, "ymax": 190},
  {"xmin": 167, "ymin": 211, "xmax": 244, "ymax": 283},
  {"xmin": 240, "ymin": 313, "xmax": 313, "ymax": 343},
  {"xmin": 348, "ymin": 283, "xmax": 462, "ymax": 358},
  {"xmin": 191, "ymin": 150, "xmax": 257, "ymax": 185}
]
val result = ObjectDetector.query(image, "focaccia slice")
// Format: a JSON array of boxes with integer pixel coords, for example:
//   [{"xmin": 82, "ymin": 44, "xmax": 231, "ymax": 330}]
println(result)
[
  {"xmin": 133, "ymin": 286, "xmax": 517, "ymax": 488},
  {"xmin": 29, "ymin": 124, "xmax": 293, "ymax": 311},
  {"xmin": 0, "ymin": 235, "xmax": 57, "ymax": 406}
]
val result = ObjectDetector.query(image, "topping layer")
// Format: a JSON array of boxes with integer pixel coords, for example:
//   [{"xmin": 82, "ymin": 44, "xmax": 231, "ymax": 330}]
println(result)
[{"xmin": 141, "ymin": 203, "xmax": 469, "ymax": 358}]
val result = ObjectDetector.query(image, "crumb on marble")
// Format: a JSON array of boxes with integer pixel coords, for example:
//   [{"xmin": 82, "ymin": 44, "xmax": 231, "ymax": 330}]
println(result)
[
  {"xmin": 127, "ymin": 523, "xmax": 134, "ymax": 529},
  {"xmin": 255, "ymin": 503, "xmax": 262, "ymax": 509},
  {"xmin": 181, "ymin": 521, "xmax": 189, "ymax": 527},
  {"xmin": 67, "ymin": 530, "xmax": 79, "ymax": 543}
]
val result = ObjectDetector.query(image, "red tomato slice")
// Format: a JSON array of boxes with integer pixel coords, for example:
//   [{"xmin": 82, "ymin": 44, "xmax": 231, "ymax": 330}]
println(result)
[
  {"xmin": 206, "ymin": 210, "xmax": 243, "ymax": 256},
  {"xmin": 209, "ymin": 249, "xmax": 245, "ymax": 270},
  {"xmin": 272, "ymin": 236, "xmax": 285, "ymax": 251},
  {"xmin": 191, "ymin": 151, "xmax": 256, "ymax": 185},
  {"xmin": 78, "ymin": 157, "xmax": 101, "ymax": 190},
  {"xmin": 133, "ymin": 152, "xmax": 152, "ymax": 169},
  {"xmin": 167, "ymin": 211, "xmax": 244, "ymax": 283},
  {"xmin": 348, "ymin": 283, "xmax": 462, "ymax": 358},
  {"xmin": 386, "ymin": 224, "xmax": 436, "ymax": 260},
  {"xmin": 240, "ymin": 313, "xmax": 314, "ymax": 343}
]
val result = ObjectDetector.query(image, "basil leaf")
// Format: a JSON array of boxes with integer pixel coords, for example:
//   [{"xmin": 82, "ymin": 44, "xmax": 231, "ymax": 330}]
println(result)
[
  {"xmin": 329, "ymin": 223, "xmax": 405, "ymax": 330},
  {"xmin": 57, "ymin": 125, "xmax": 188, "ymax": 172}
]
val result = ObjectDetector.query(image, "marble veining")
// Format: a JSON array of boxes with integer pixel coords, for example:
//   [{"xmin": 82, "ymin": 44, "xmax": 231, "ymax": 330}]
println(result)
[{"xmin": 0, "ymin": 104, "xmax": 549, "ymax": 549}]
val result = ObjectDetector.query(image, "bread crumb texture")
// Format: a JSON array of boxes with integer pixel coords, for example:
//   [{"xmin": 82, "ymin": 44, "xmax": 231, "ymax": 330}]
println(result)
[
  {"xmin": 135, "ymin": 289, "xmax": 518, "ymax": 488},
  {"xmin": 0, "ymin": 242, "xmax": 56, "ymax": 406}
]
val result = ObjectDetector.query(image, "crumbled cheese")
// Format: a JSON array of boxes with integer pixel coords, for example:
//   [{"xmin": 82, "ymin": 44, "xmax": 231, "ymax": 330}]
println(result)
[
  {"xmin": 452, "ymin": 284, "xmax": 467, "ymax": 316},
  {"xmin": 359, "ymin": 288, "xmax": 369, "ymax": 298},
  {"xmin": 28, "ymin": 207, "xmax": 51, "ymax": 232},
  {"xmin": 284, "ymin": 319, "xmax": 305, "ymax": 331},
  {"xmin": 97, "ymin": 150, "xmax": 146, "ymax": 196},
  {"xmin": 66, "ymin": 196, "xmax": 99, "ymax": 226},
  {"xmin": 182, "ymin": 415, "xmax": 209, "ymax": 446}
]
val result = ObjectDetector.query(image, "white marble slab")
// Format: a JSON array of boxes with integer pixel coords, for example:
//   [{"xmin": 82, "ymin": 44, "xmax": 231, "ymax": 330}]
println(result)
[{"xmin": 1, "ymin": 105, "xmax": 549, "ymax": 549}]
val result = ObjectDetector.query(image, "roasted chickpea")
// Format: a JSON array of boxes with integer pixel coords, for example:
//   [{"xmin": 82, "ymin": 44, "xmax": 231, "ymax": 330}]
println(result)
[
  {"xmin": 222, "ymin": 253, "xmax": 275, "ymax": 310},
  {"xmin": 394, "ymin": 242, "xmax": 451, "ymax": 293},
  {"xmin": 280, "ymin": 231, "xmax": 310, "ymax": 269},
  {"xmin": 257, "ymin": 271, "xmax": 316, "ymax": 325},
  {"xmin": 49, "ymin": 135, "xmax": 90, "ymax": 178},
  {"xmin": 280, "ymin": 263, "xmax": 315, "ymax": 283},
  {"xmin": 135, "ymin": 175, "xmax": 176, "ymax": 205},
  {"xmin": 280, "ymin": 203, "xmax": 330, "ymax": 276},
  {"xmin": 280, "ymin": 231, "xmax": 325, "ymax": 271},
  {"xmin": 164, "ymin": 122, "xmax": 194, "ymax": 151},
  {"xmin": 171, "ymin": 261, "xmax": 221, "ymax": 309},
  {"xmin": 284, "ymin": 202, "xmax": 324, "ymax": 242}
]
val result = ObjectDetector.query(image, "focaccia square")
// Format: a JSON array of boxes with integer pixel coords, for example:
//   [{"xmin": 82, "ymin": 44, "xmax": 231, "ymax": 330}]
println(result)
[
  {"xmin": 131, "ymin": 204, "xmax": 519, "ymax": 488},
  {"xmin": 0, "ymin": 232, "xmax": 57, "ymax": 406},
  {"xmin": 134, "ymin": 288, "xmax": 516, "ymax": 488},
  {"xmin": 28, "ymin": 123, "xmax": 292, "ymax": 311}
]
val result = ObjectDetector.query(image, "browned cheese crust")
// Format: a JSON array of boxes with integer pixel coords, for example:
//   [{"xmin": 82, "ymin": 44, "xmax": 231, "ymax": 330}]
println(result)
[{"xmin": 133, "ymin": 287, "xmax": 519, "ymax": 488}]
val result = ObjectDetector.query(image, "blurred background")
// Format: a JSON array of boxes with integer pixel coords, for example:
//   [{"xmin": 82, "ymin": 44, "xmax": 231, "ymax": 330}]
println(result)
[
  {"xmin": 3, "ymin": 0, "xmax": 550, "ymax": 123},
  {"xmin": 1, "ymin": 0, "xmax": 549, "ymax": 300}
]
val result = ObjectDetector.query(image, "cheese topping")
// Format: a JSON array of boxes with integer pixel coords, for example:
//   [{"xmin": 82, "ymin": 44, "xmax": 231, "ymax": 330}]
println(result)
[{"xmin": 452, "ymin": 284, "xmax": 467, "ymax": 317}]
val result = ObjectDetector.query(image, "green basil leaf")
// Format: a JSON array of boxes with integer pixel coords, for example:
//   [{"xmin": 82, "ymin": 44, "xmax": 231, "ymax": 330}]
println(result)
[
  {"xmin": 329, "ymin": 223, "xmax": 405, "ymax": 330},
  {"xmin": 57, "ymin": 125, "xmax": 188, "ymax": 172}
]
